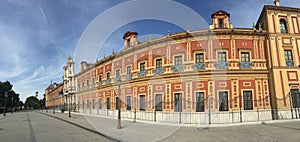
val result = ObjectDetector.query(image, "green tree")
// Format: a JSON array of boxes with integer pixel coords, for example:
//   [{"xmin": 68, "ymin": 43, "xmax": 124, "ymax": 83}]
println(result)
[
  {"xmin": 25, "ymin": 96, "xmax": 40, "ymax": 109},
  {"xmin": 0, "ymin": 81, "xmax": 21, "ymax": 111}
]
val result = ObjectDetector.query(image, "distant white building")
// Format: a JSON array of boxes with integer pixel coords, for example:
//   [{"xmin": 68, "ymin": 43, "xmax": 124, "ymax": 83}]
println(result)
[{"xmin": 63, "ymin": 56, "xmax": 76, "ymax": 111}]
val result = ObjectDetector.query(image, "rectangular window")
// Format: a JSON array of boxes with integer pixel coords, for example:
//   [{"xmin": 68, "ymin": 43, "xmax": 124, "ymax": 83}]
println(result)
[
  {"xmin": 106, "ymin": 72, "xmax": 110, "ymax": 80},
  {"xmin": 195, "ymin": 53, "xmax": 204, "ymax": 63},
  {"xmin": 291, "ymin": 89, "xmax": 300, "ymax": 108},
  {"xmin": 127, "ymin": 39, "xmax": 130, "ymax": 47},
  {"xmin": 78, "ymin": 101, "xmax": 80, "ymax": 109},
  {"xmin": 243, "ymin": 91, "xmax": 253, "ymax": 110},
  {"xmin": 174, "ymin": 93, "xmax": 182, "ymax": 112},
  {"xmin": 218, "ymin": 52, "xmax": 227, "ymax": 62},
  {"xmin": 82, "ymin": 81, "xmax": 84, "ymax": 88},
  {"xmin": 82, "ymin": 100, "xmax": 84, "ymax": 109},
  {"xmin": 155, "ymin": 94, "xmax": 162, "ymax": 111},
  {"xmin": 196, "ymin": 92, "xmax": 205, "ymax": 112},
  {"xmin": 285, "ymin": 50, "xmax": 294, "ymax": 67},
  {"xmin": 174, "ymin": 55, "xmax": 182, "ymax": 65},
  {"xmin": 241, "ymin": 52, "xmax": 250, "ymax": 62},
  {"xmin": 156, "ymin": 59, "xmax": 162, "ymax": 68},
  {"xmin": 92, "ymin": 99, "xmax": 95, "ymax": 109},
  {"xmin": 140, "ymin": 95, "xmax": 146, "ymax": 111},
  {"xmin": 87, "ymin": 80, "xmax": 90, "ymax": 88},
  {"xmin": 87, "ymin": 100, "xmax": 90, "ymax": 108},
  {"xmin": 106, "ymin": 98, "xmax": 110, "ymax": 109},
  {"xmin": 140, "ymin": 62, "xmax": 145, "ymax": 72},
  {"xmin": 116, "ymin": 97, "xmax": 119, "ymax": 110},
  {"xmin": 126, "ymin": 96, "xmax": 131, "ymax": 110},
  {"xmin": 127, "ymin": 66, "xmax": 131, "ymax": 74},
  {"xmin": 99, "ymin": 98, "xmax": 102, "ymax": 109},
  {"xmin": 285, "ymin": 50, "xmax": 293, "ymax": 63},
  {"xmin": 92, "ymin": 78, "xmax": 95, "ymax": 87},
  {"xmin": 116, "ymin": 69, "xmax": 120, "ymax": 78},
  {"xmin": 219, "ymin": 91, "xmax": 228, "ymax": 111},
  {"xmin": 99, "ymin": 75, "xmax": 102, "ymax": 82},
  {"xmin": 218, "ymin": 18, "xmax": 223, "ymax": 28}
]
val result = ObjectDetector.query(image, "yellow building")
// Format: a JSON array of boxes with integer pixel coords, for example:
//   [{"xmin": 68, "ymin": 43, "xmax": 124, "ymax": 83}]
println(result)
[
  {"xmin": 66, "ymin": 1, "xmax": 300, "ymax": 124},
  {"xmin": 256, "ymin": 1, "xmax": 300, "ymax": 119}
]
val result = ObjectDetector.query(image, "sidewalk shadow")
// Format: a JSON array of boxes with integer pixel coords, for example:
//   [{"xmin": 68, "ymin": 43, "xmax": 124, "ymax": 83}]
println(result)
[{"xmin": 261, "ymin": 122, "xmax": 300, "ymax": 131}]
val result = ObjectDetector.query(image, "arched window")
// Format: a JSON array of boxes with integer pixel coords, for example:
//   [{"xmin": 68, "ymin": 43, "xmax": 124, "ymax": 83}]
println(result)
[{"xmin": 280, "ymin": 19, "xmax": 288, "ymax": 33}]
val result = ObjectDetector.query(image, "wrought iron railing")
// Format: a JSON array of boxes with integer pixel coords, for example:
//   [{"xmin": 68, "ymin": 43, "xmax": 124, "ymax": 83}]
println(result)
[
  {"xmin": 239, "ymin": 62, "xmax": 252, "ymax": 69},
  {"xmin": 172, "ymin": 64, "xmax": 184, "ymax": 72},
  {"xmin": 126, "ymin": 74, "xmax": 132, "ymax": 80},
  {"xmin": 286, "ymin": 60, "xmax": 294, "ymax": 67},
  {"xmin": 138, "ymin": 70, "xmax": 146, "ymax": 77},
  {"xmin": 194, "ymin": 63, "xmax": 206, "ymax": 71},
  {"xmin": 154, "ymin": 67, "xmax": 164, "ymax": 75},
  {"xmin": 216, "ymin": 62, "xmax": 228, "ymax": 69},
  {"xmin": 106, "ymin": 79, "xmax": 110, "ymax": 84}
]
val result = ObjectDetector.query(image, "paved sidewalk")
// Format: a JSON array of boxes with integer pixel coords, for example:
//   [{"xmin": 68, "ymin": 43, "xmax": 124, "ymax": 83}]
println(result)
[
  {"xmin": 41, "ymin": 111, "xmax": 300, "ymax": 142},
  {"xmin": 41, "ymin": 111, "xmax": 178, "ymax": 142}
]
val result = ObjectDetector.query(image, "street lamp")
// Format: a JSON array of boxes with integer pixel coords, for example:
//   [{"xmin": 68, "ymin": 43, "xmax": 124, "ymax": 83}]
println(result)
[
  {"xmin": 3, "ymin": 91, "xmax": 8, "ymax": 116},
  {"xmin": 117, "ymin": 78, "xmax": 122, "ymax": 129}
]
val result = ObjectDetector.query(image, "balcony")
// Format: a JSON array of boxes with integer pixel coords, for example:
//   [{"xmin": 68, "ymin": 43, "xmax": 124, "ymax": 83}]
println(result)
[
  {"xmin": 154, "ymin": 67, "xmax": 164, "ymax": 75},
  {"xmin": 172, "ymin": 64, "xmax": 184, "ymax": 73},
  {"xmin": 138, "ymin": 70, "xmax": 146, "ymax": 77},
  {"xmin": 106, "ymin": 79, "xmax": 111, "ymax": 84},
  {"xmin": 216, "ymin": 62, "xmax": 228, "ymax": 69},
  {"xmin": 126, "ymin": 74, "xmax": 132, "ymax": 80},
  {"xmin": 98, "ymin": 81, "xmax": 102, "ymax": 86},
  {"xmin": 286, "ymin": 60, "xmax": 294, "ymax": 67},
  {"xmin": 194, "ymin": 63, "xmax": 206, "ymax": 71},
  {"xmin": 239, "ymin": 62, "xmax": 252, "ymax": 69}
]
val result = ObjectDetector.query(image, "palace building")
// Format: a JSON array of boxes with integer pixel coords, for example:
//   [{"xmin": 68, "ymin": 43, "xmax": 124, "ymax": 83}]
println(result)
[{"xmin": 46, "ymin": 1, "xmax": 300, "ymax": 124}]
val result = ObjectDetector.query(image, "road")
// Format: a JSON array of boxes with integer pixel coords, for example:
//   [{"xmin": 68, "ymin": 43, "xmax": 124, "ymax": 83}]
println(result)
[
  {"xmin": 1, "ymin": 111, "xmax": 300, "ymax": 142},
  {"xmin": 0, "ymin": 111, "xmax": 114, "ymax": 142}
]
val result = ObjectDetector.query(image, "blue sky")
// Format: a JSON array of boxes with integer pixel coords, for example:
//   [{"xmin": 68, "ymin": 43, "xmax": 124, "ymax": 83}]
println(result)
[{"xmin": 0, "ymin": 0, "xmax": 299, "ymax": 101}]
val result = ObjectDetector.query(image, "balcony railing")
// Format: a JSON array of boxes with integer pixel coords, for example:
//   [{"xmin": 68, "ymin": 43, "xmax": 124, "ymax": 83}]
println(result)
[
  {"xmin": 114, "ymin": 76, "xmax": 121, "ymax": 83},
  {"xmin": 216, "ymin": 62, "xmax": 228, "ymax": 69},
  {"xmin": 154, "ymin": 67, "xmax": 164, "ymax": 75},
  {"xmin": 106, "ymin": 79, "xmax": 110, "ymax": 84},
  {"xmin": 172, "ymin": 64, "xmax": 184, "ymax": 73},
  {"xmin": 126, "ymin": 73, "xmax": 132, "ymax": 80},
  {"xmin": 286, "ymin": 60, "xmax": 294, "ymax": 67},
  {"xmin": 98, "ymin": 81, "xmax": 102, "ymax": 86},
  {"xmin": 240, "ymin": 62, "xmax": 252, "ymax": 69},
  {"xmin": 194, "ymin": 63, "xmax": 206, "ymax": 71},
  {"xmin": 138, "ymin": 70, "xmax": 146, "ymax": 77}
]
